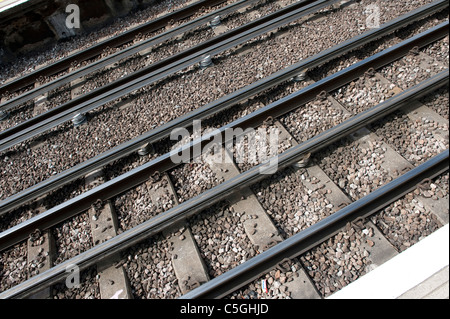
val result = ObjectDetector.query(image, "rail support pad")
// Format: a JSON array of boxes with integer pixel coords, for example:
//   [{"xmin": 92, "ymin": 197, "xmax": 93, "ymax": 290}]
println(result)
[
  {"xmin": 27, "ymin": 230, "xmax": 54, "ymax": 299},
  {"xmin": 204, "ymin": 148, "xmax": 283, "ymax": 252},
  {"xmin": 204, "ymin": 123, "xmax": 323, "ymax": 298},
  {"xmin": 86, "ymin": 170, "xmax": 132, "ymax": 299},
  {"xmin": 157, "ymin": 174, "xmax": 210, "ymax": 294}
]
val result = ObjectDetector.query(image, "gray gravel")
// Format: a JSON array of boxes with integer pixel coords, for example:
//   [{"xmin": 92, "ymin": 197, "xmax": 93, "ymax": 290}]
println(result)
[
  {"xmin": 300, "ymin": 223, "xmax": 373, "ymax": 297},
  {"xmin": 251, "ymin": 166, "xmax": 336, "ymax": 238},
  {"xmin": 373, "ymin": 195, "xmax": 442, "ymax": 252},
  {"xmin": 308, "ymin": 7, "xmax": 449, "ymax": 81},
  {"xmin": 0, "ymin": 242, "xmax": 28, "ymax": 292},
  {"xmin": 280, "ymin": 97, "xmax": 352, "ymax": 144},
  {"xmin": 332, "ymin": 74, "xmax": 394, "ymax": 114},
  {"xmin": 121, "ymin": 234, "xmax": 179, "ymax": 299},
  {"xmin": 420, "ymin": 86, "xmax": 449, "ymax": 120},
  {"xmin": 369, "ymin": 110, "xmax": 449, "ymax": 166},
  {"xmin": 371, "ymin": 172, "xmax": 447, "ymax": 252},
  {"xmin": 433, "ymin": 172, "xmax": 449, "ymax": 195},
  {"xmin": 421, "ymin": 34, "xmax": 449, "ymax": 67},
  {"xmin": 314, "ymin": 136, "xmax": 394, "ymax": 201},
  {"xmin": 52, "ymin": 266, "xmax": 100, "ymax": 299},
  {"xmin": 113, "ymin": 176, "xmax": 177, "ymax": 232},
  {"xmin": 0, "ymin": 0, "xmax": 202, "ymax": 85},
  {"xmin": 0, "ymin": 202, "xmax": 39, "ymax": 233},
  {"xmin": 231, "ymin": 122, "xmax": 293, "ymax": 173},
  {"xmin": 380, "ymin": 47, "xmax": 447, "ymax": 91},
  {"xmin": 0, "ymin": 0, "xmax": 447, "ymax": 299},
  {"xmin": 52, "ymin": 212, "xmax": 94, "ymax": 266},
  {"xmin": 227, "ymin": 258, "xmax": 305, "ymax": 299},
  {"xmin": 1, "ymin": 0, "xmax": 438, "ymax": 202},
  {"xmin": 169, "ymin": 162, "xmax": 223, "ymax": 203},
  {"xmin": 0, "ymin": 176, "xmax": 93, "ymax": 237},
  {"xmin": 189, "ymin": 201, "xmax": 256, "ymax": 278}
]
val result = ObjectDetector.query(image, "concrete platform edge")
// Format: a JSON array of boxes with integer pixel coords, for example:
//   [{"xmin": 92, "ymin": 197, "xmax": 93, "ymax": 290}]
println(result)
[{"xmin": 328, "ymin": 224, "xmax": 449, "ymax": 299}]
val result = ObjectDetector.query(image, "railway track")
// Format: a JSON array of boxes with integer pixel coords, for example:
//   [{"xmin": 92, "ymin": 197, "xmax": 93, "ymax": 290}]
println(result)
[
  {"xmin": 1, "ymin": 0, "xmax": 447, "ymax": 215},
  {"xmin": 0, "ymin": 0, "xmax": 448, "ymax": 300},
  {"xmin": 0, "ymin": 0, "xmax": 229, "ymax": 96}
]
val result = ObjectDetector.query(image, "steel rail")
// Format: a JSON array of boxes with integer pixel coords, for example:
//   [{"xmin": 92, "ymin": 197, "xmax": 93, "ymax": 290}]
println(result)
[
  {"xmin": 0, "ymin": 13, "xmax": 447, "ymax": 217},
  {"xmin": 0, "ymin": 0, "xmax": 262, "ymax": 113},
  {"xmin": 0, "ymin": 70, "xmax": 447, "ymax": 299},
  {"xmin": 0, "ymin": 0, "xmax": 354, "ymax": 150},
  {"xmin": 0, "ymin": 0, "xmax": 227, "ymax": 97},
  {"xmin": 181, "ymin": 149, "xmax": 450, "ymax": 299}
]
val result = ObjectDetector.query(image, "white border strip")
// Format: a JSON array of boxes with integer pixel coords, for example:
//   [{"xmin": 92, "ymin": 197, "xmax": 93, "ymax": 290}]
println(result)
[
  {"xmin": 328, "ymin": 224, "xmax": 449, "ymax": 299},
  {"xmin": 0, "ymin": 0, "xmax": 30, "ymax": 13}
]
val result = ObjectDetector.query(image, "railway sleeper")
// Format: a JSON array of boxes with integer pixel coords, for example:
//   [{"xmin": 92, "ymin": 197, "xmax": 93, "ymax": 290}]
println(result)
[
  {"xmin": 270, "ymin": 120, "xmax": 398, "ymax": 298},
  {"xmin": 155, "ymin": 173, "xmax": 210, "ymax": 295},
  {"xmin": 27, "ymin": 229, "xmax": 55, "ymax": 299},
  {"xmin": 84, "ymin": 169, "xmax": 132, "ymax": 299},
  {"xmin": 203, "ymin": 138, "xmax": 322, "ymax": 299}
]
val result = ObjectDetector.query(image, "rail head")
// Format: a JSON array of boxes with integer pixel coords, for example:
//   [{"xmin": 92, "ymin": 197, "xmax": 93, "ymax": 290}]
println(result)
[
  {"xmin": 0, "ymin": 0, "xmax": 228, "ymax": 97},
  {"xmin": 180, "ymin": 149, "xmax": 450, "ymax": 299},
  {"xmin": 0, "ymin": 6, "xmax": 447, "ymax": 218},
  {"xmin": 0, "ymin": 70, "xmax": 447, "ymax": 299}
]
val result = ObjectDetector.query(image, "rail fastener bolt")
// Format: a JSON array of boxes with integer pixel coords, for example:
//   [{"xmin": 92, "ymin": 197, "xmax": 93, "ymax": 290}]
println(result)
[
  {"xmin": 200, "ymin": 55, "xmax": 213, "ymax": 68},
  {"xmin": 138, "ymin": 143, "xmax": 154, "ymax": 156},
  {"xmin": 72, "ymin": 113, "xmax": 87, "ymax": 127},
  {"xmin": 210, "ymin": 15, "xmax": 221, "ymax": 27},
  {"xmin": 0, "ymin": 110, "xmax": 9, "ymax": 121},
  {"xmin": 293, "ymin": 70, "xmax": 308, "ymax": 82}
]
